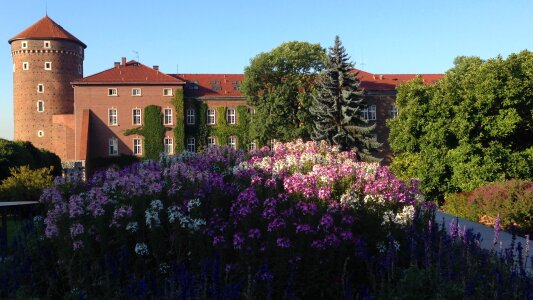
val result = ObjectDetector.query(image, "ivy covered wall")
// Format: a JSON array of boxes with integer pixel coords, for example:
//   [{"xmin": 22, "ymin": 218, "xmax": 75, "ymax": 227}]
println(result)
[
  {"xmin": 124, "ymin": 105, "xmax": 170, "ymax": 160},
  {"xmin": 172, "ymin": 89, "xmax": 186, "ymax": 153}
]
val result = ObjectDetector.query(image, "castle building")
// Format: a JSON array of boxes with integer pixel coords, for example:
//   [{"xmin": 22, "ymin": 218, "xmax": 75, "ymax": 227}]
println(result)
[{"xmin": 9, "ymin": 16, "xmax": 443, "ymax": 171}]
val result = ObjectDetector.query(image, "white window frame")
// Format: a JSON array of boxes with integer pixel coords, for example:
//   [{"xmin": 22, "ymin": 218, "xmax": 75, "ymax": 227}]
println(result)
[
  {"xmin": 186, "ymin": 108, "xmax": 196, "ymax": 125},
  {"xmin": 37, "ymin": 100, "xmax": 44, "ymax": 112},
  {"xmin": 37, "ymin": 130, "xmax": 44, "ymax": 137},
  {"xmin": 186, "ymin": 137, "xmax": 196, "ymax": 152},
  {"xmin": 44, "ymin": 41, "xmax": 51, "ymax": 48},
  {"xmin": 44, "ymin": 62, "xmax": 52, "ymax": 71},
  {"xmin": 37, "ymin": 84, "xmax": 44, "ymax": 93},
  {"xmin": 21, "ymin": 41, "xmax": 28, "ymax": 49},
  {"xmin": 22, "ymin": 62, "xmax": 29, "ymax": 70},
  {"xmin": 108, "ymin": 88, "xmax": 118, "ymax": 96},
  {"xmin": 132, "ymin": 88, "xmax": 142, "ymax": 96},
  {"xmin": 163, "ymin": 108, "xmax": 173, "ymax": 125},
  {"xmin": 132, "ymin": 108, "xmax": 142, "ymax": 125},
  {"xmin": 163, "ymin": 88, "xmax": 173, "ymax": 96},
  {"xmin": 109, "ymin": 137, "xmax": 118, "ymax": 156},
  {"xmin": 228, "ymin": 136, "xmax": 237, "ymax": 149},
  {"xmin": 207, "ymin": 136, "xmax": 216, "ymax": 147},
  {"xmin": 133, "ymin": 138, "xmax": 143, "ymax": 156},
  {"xmin": 248, "ymin": 141, "xmax": 257, "ymax": 151},
  {"xmin": 164, "ymin": 137, "xmax": 174, "ymax": 155},
  {"xmin": 368, "ymin": 105, "xmax": 377, "ymax": 121},
  {"xmin": 390, "ymin": 105, "xmax": 398, "ymax": 118},
  {"xmin": 227, "ymin": 108, "xmax": 236, "ymax": 125},
  {"xmin": 207, "ymin": 109, "xmax": 216, "ymax": 125},
  {"xmin": 108, "ymin": 108, "xmax": 118, "ymax": 126}
]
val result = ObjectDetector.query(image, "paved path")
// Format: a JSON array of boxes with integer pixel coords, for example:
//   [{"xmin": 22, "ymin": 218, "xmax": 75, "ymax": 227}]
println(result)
[{"xmin": 435, "ymin": 211, "xmax": 531, "ymax": 272}]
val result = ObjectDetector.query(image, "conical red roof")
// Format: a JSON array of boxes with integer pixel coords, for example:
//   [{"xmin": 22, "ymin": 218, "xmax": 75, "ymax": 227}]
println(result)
[{"xmin": 8, "ymin": 16, "xmax": 86, "ymax": 48}]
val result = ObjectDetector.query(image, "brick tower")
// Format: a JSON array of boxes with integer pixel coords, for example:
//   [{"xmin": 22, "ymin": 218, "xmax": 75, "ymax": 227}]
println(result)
[{"xmin": 8, "ymin": 16, "xmax": 86, "ymax": 161}]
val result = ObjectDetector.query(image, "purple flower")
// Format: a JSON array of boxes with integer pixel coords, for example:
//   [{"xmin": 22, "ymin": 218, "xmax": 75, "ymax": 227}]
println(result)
[
  {"xmin": 267, "ymin": 218, "xmax": 286, "ymax": 232},
  {"xmin": 276, "ymin": 237, "xmax": 291, "ymax": 248},
  {"xmin": 72, "ymin": 240, "xmax": 84, "ymax": 250},
  {"xmin": 248, "ymin": 228, "xmax": 261, "ymax": 239},
  {"xmin": 213, "ymin": 235, "xmax": 225, "ymax": 247},
  {"xmin": 295, "ymin": 224, "xmax": 314, "ymax": 234},
  {"xmin": 70, "ymin": 223, "xmax": 85, "ymax": 238},
  {"xmin": 319, "ymin": 214, "xmax": 334, "ymax": 230},
  {"xmin": 233, "ymin": 233, "xmax": 244, "ymax": 250},
  {"xmin": 68, "ymin": 194, "xmax": 84, "ymax": 217}
]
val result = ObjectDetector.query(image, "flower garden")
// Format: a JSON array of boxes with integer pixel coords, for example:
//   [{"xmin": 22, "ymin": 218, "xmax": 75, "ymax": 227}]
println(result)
[{"xmin": 1, "ymin": 140, "xmax": 532, "ymax": 299}]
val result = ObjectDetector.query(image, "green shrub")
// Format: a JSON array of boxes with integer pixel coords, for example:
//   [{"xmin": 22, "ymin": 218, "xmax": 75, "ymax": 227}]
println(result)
[
  {"xmin": 442, "ymin": 179, "xmax": 533, "ymax": 235},
  {"xmin": 0, "ymin": 166, "xmax": 54, "ymax": 202},
  {"xmin": 0, "ymin": 139, "xmax": 61, "ymax": 181}
]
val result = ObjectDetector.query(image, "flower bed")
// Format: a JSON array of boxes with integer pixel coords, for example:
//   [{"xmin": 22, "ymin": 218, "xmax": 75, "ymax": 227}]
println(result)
[{"xmin": 1, "ymin": 140, "xmax": 531, "ymax": 299}]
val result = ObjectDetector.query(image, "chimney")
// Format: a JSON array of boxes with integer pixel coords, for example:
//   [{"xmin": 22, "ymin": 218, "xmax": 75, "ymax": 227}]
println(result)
[
  {"xmin": 379, "ymin": 75, "xmax": 384, "ymax": 80},
  {"xmin": 121, "ymin": 57, "xmax": 126, "ymax": 66},
  {"xmin": 153, "ymin": 65, "xmax": 159, "ymax": 71},
  {"xmin": 114, "ymin": 62, "xmax": 120, "ymax": 68}
]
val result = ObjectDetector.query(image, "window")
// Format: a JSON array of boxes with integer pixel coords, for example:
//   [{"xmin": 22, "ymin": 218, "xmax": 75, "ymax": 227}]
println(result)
[
  {"xmin": 44, "ymin": 41, "xmax": 51, "ymax": 48},
  {"xmin": 390, "ymin": 105, "xmax": 398, "ymax": 118},
  {"xmin": 37, "ymin": 100, "xmax": 44, "ymax": 112},
  {"xmin": 23, "ymin": 62, "xmax": 29, "ymax": 70},
  {"xmin": 108, "ymin": 88, "xmax": 118, "ymax": 96},
  {"xmin": 186, "ymin": 137, "xmax": 196, "ymax": 152},
  {"xmin": 109, "ymin": 137, "xmax": 118, "ymax": 156},
  {"xmin": 79, "ymin": 46, "xmax": 83, "ymax": 55},
  {"xmin": 228, "ymin": 136, "xmax": 237, "ymax": 149},
  {"xmin": 78, "ymin": 64, "xmax": 82, "ymax": 74},
  {"xmin": 233, "ymin": 86, "xmax": 240, "ymax": 91},
  {"xmin": 187, "ymin": 81, "xmax": 199, "ymax": 90},
  {"xmin": 44, "ymin": 62, "xmax": 52, "ymax": 70},
  {"xmin": 163, "ymin": 88, "xmax": 173, "ymax": 96},
  {"xmin": 248, "ymin": 141, "xmax": 257, "ymax": 151},
  {"xmin": 132, "ymin": 108, "xmax": 142, "ymax": 125},
  {"xmin": 212, "ymin": 86, "xmax": 222, "ymax": 91},
  {"xmin": 207, "ymin": 109, "xmax": 216, "ymax": 125},
  {"xmin": 37, "ymin": 84, "xmax": 44, "ymax": 93},
  {"xmin": 133, "ymin": 138, "xmax": 142, "ymax": 156},
  {"xmin": 361, "ymin": 105, "xmax": 377, "ymax": 121},
  {"xmin": 108, "ymin": 108, "xmax": 118, "ymax": 126},
  {"xmin": 207, "ymin": 136, "xmax": 216, "ymax": 147},
  {"xmin": 21, "ymin": 41, "xmax": 28, "ymax": 49},
  {"xmin": 186, "ymin": 108, "xmax": 195, "ymax": 125},
  {"xmin": 164, "ymin": 137, "xmax": 173, "ymax": 155},
  {"xmin": 231, "ymin": 80, "xmax": 240, "ymax": 85},
  {"xmin": 210, "ymin": 80, "xmax": 221, "ymax": 84},
  {"xmin": 132, "ymin": 88, "xmax": 142, "ymax": 96},
  {"xmin": 163, "ymin": 108, "xmax": 173, "ymax": 125},
  {"xmin": 227, "ymin": 108, "xmax": 236, "ymax": 125},
  {"xmin": 37, "ymin": 130, "xmax": 44, "ymax": 137}
]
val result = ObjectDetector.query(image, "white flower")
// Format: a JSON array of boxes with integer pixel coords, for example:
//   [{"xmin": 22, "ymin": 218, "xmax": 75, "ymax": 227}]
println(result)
[
  {"xmin": 134, "ymin": 243, "xmax": 149, "ymax": 256},
  {"xmin": 382, "ymin": 210, "xmax": 395, "ymax": 225},
  {"xmin": 159, "ymin": 263, "xmax": 170, "ymax": 274},
  {"xmin": 393, "ymin": 205, "xmax": 415, "ymax": 226},
  {"xmin": 145, "ymin": 210, "xmax": 161, "ymax": 229},
  {"xmin": 126, "ymin": 222, "xmax": 138, "ymax": 233},
  {"xmin": 340, "ymin": 190, "xmax": 359, "ymax": 207},
  {"xmin": 364, "ymin": 194, "xmax": 385, "ymax": 205},
  {"xmin": 150, "ymin": 199, "xmax": 164, "ymax": 211}
]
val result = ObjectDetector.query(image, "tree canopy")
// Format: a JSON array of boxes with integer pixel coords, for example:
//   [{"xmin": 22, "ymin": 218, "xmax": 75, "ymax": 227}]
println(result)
[
  {"xmin": 310, "ymin": 36, "xmax": 380, "ymax": 160},
  {"xmin": 241, "ymin": 41, "xmax": 326, "ymax": 145},
  {"xmin": 388, "ymin": 50, "xmax": 533, "ymax": 201}
]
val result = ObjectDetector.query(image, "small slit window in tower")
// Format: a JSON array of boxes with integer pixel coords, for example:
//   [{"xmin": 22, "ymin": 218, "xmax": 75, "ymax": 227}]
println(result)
[
  {"xmin": 37, "ymin": 130, "xmax": 44, "ymax": 138},
  {"xmin": 45, "ymin": 62, "xmax": 52, "ymax": 70},
  {"xmin": 37, "ymin": 100, "xmax": 44, "ymax": 112},
  {"xmin": 44, "ymin": 41, "xmax": 51, "ymax": 48},
  {"xmin": 132, "ymin": 88, "xmax": 142, "ymax": 96},
  {"xmin": 21, "ymin": 41, "xmax": 28, "ymax": 49},
  {"xmin": 108, "ymin": 88, "xmax": 118, "ymax": 96},
  {"xmin": 22, "ymin": 62, "xmax": 29, "ymax": 70},
  {"xmin": 78, "ymin": 64, "xmax": 82, "ymax": 75},
  {"xmin": 37, "ymin": 84, "xmax": 44, "ymax": 93}
]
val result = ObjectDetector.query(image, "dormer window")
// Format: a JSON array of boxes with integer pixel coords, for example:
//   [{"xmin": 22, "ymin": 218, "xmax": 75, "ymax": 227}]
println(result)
[
  {"xmin": 44, "ymin": 41, "xmax": 51, "ymax": 48},
  {"xmin": 21, "ymin": 41, "xmax": 28, "ymax": 49},
  {"xmin": 163, "ymin": 88, "xmax": 173, "ymax": 96},
  {"xmin": 132, "ymin": 88, "xmax": 142, "ymax": 96},
  {"xmin": 108, "ymin": 88, "xmax": 118, "ymax": 96}
]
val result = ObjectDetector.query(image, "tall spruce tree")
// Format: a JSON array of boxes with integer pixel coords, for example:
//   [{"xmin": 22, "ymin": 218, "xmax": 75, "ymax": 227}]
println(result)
[{"xmin": 310, "ymin": 36, "xmax": 380, "ymax": 161}]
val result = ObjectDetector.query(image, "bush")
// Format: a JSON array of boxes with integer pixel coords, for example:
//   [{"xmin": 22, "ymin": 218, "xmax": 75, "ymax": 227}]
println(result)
[
  {"xmin": 0, "ymin": 166, "xmax": 55, "ymax": 202},
  {"xmin": 0, "ymin": 139, "xmax": 61, "ymax": 181},
  {"xmin": 442, "ymin": 179, "xmax": 533, "ymax": 236}
]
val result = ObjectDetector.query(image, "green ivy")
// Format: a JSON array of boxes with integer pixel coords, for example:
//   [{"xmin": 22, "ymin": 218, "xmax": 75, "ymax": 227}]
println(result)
[
  {"xmin": 172, "ymin": 89, "xmax": 185, "ymax": 153},
  {"xmin": 206, "ymin": 106, "xmax": 251, "ymax": 149},
  {"xmin": 124, "ymin": 105, "xmax": 169, "ymax": 160}
]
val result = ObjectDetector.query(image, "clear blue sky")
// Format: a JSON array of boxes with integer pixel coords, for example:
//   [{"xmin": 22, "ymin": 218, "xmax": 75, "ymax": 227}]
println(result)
[{"xmin": 1, "ymin": 0, "xmax": 532, "ymax": 140}]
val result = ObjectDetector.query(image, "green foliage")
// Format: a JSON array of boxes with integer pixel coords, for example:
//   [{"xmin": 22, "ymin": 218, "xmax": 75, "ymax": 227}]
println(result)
[
  {"xmin": 207, "ymin": 106, "xmax": 251, "ymax": 149},
  {"xmin": 389, "ymin": 50, "xmax": 533, "ymax": 201},
  {"xmin": 241, "ymin": 41, "xmax": 326, "ymax": 144},
  {"xmin": 172, "ymin": 89, "xmax": 186, "ymax": 153},
  {"xmin": 442, "ymin": 180, "xmax": 533, "ymax": 236},
  {"xmin": 196, "ymin": 102, "xmax": 208, "ymax": 150},
  {"xmin": 124, "ymin": 105, "xmax": 169, "ymax": 160},
  {"xmin": 310, "ymin": 36, "xmax": 380, "ymax": 161},
  {"xmin": 0, "ymin": 139, "xmax": 62, "ymax": 181},
  {"xmin": 0, "ymin": 166, "xmax": 54, "ymax": 201}
]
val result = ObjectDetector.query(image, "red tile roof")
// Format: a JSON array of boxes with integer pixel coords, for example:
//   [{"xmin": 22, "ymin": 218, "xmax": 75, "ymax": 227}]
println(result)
[
  {"xmin": 73, "ymin": 60, "xmax": 185, "ymax": 85},
  {"xmin": 174, "ymin": 70, "xmax": 444, "ymax": 98},
  {"xmin": 9, "ymin": 16, "xmax": 86, "ymax": 48}
]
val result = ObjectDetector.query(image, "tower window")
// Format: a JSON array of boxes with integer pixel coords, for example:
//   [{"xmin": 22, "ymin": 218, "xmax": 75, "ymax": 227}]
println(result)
[
  {"xmin": 163, "ymin": 108, "xmax": 173, "ymax": 125},
  {"xmin": 108, "ymin": 88, "xmax": 118, "ymax": 96},
  {"xmin": 132, "ymin": 108, "xmax": 142, "ymax": 125},
  {"xmin": 37, "ymin": 84, "xmax": 44, "ymax": 93},
  {"xmin": 133, "ymin": 138, "xmax": 142, "ymax": 156},
  {"xmin": 37, "ymin": 100, "xmax": 44, "ymax": 112},
  {"xmin": 108, "ymin": 108, "xmax": 118, "ymax": 126},
  {"xmin": 186, "ymin": 108, "xmax": 196, "ymax": 125},
  {"xmin": 132, "ymin": 88, "xmax": 142, "ymax": 96},
  {"xmin": 164, "ymin": 137, "xmax": 174, "ymax": 155},
  {"xmin": 163, "ymin": 88, "xmax": 173, "ymax": 96},
  {"xmin": 109, "ymin": 137, "xmax": 118, "ymax": 156},
  {"xmin": 23, "ymin": 62, "xmax": 29, "ymax": 70},
  {"xmin": 44, "ymin": 62, "xmax": 52, "ymax": 70},
  {"xmin": 21, "ymin": 41, "xmax": 28, "ymax": 49},
  {"xmin": 78, "ymin": 64, "xmax": 82, "ymax": 74},
  {"xmin": 44, "ymin": 41, "xmax": 51, "ymax": 48},
  {"xmin": 37, "ymin": 130, "xmax": 44, "ymax": 137}
]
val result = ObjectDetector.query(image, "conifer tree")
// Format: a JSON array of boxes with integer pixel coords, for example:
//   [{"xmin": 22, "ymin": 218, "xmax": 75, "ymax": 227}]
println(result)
[{"xmin": 310, "ymin": 36, "xmax": 381, "ymax": 161}]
